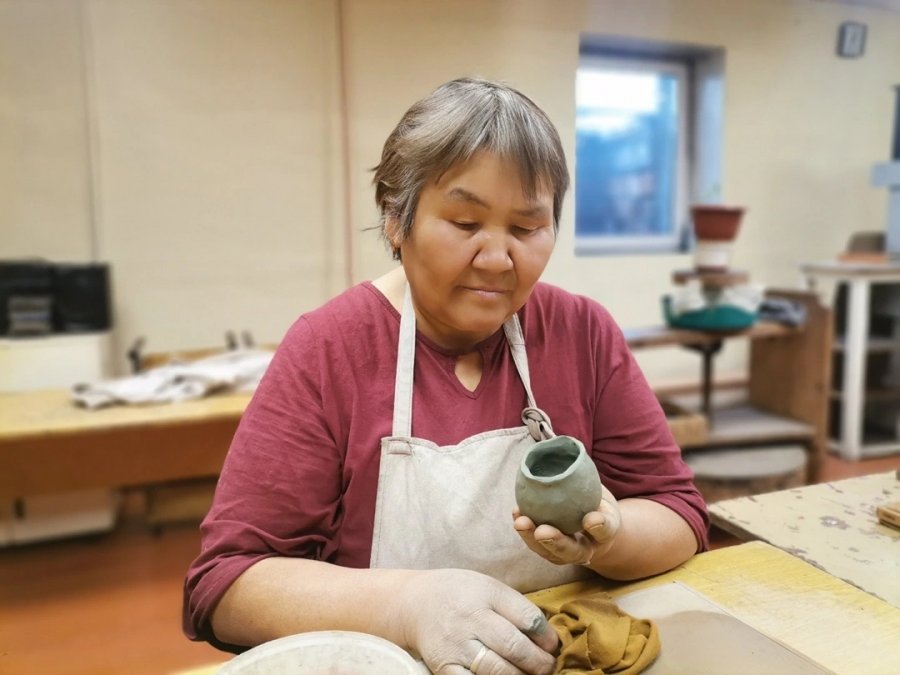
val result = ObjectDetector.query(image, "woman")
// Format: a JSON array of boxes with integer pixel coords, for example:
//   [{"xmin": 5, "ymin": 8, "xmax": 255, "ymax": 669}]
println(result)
[{"xmin": 184, "ymin": 77, "xmax": 708, "ymax": 675}]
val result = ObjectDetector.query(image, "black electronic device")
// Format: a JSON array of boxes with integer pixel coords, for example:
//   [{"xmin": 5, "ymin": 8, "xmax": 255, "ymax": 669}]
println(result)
[
  {"xmin": 52, "ymin": 263, "xmax": 112, "ymax": 333},
  {"xmin": 0, "ymin": 260, "xmax": 55, "ymax": 336}
]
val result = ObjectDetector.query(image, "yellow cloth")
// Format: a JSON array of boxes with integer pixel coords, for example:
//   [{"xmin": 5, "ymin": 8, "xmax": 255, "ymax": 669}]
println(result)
[{"xmin": 536, "ymin": 591, "xmax": 660, "ymax": 674}]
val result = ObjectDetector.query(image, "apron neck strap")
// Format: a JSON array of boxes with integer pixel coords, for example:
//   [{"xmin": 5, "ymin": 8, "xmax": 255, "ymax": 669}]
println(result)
[{"xmin": 392, "ymin": 284, "xmax": 540, "ymax": 437}]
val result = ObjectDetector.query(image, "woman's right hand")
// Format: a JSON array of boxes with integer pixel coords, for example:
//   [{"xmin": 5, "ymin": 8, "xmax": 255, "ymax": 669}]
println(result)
[{"xmin": 396, "ymin": 568, "xmax": 558, "ymax": 675}]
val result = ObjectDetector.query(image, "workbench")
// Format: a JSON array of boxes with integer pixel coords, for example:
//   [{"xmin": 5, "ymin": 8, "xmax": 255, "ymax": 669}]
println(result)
[
  {"xmin": 0, "ymin": 388, "xmax": 250, "ymax": 501},
  {"xmin": 181, "ymin": 542, "xmax": 900, "ymax": 675},
  {"xmin": 709, "ymin": 471, "xmax": 900, "ymax": 607}
]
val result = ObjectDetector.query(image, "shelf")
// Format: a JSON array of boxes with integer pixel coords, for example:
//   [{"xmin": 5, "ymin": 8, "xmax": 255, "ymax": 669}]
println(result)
[
  {"xmin": 800, "ymin": 260, "xmax": 900, "ymax": 280},
  {"xmin": 672, "ymin": 269, "xmax": 749, "ymax": 287},
  {"xmin": 829, "ymin": 388, "xmax": 900, "ymax": 403},
  {"xmin": 671, "ymin": 403, "xmax": 815, "ymax": 449},
  {"xmin": 630, "ymin": 288, "xmax": 830, "ymax": 479},
  {"xmin": 623, "ymin": 322, "xmax": 797, "ymax": 350},
  {"xmin": 833, "ymin": 336, "xmax": 900, "ymax": 353},
  {"xmin": 828, "ymin": 439, "xmax": 900, "ymax": 458}
]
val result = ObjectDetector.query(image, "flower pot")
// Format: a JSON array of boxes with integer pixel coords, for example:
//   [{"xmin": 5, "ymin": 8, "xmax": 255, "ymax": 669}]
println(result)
[
  {"xmin": 515, "ymin": 436, "xmax": 603, "ymax": 535},
  {"xmin": 691, "ymin": 205, "xmax": 745, "ymax": 271}
]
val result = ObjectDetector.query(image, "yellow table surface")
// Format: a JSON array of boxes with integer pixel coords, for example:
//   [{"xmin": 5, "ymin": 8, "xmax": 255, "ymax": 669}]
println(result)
[{"xmin": 177, "ymin": 541, "xmax": 900, "ymax": 674}]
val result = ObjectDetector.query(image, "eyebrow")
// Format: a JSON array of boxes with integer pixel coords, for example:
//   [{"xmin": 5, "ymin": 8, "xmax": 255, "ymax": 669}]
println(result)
[{"xmin": 445, "ymin": 187, "xmax": 550, "ymax": 219}]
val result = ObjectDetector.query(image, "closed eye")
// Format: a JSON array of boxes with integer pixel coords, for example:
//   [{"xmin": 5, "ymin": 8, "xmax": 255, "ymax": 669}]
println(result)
[{"xmin": 452, "ymin": 220, "xmax": 478, "ymax": 230}]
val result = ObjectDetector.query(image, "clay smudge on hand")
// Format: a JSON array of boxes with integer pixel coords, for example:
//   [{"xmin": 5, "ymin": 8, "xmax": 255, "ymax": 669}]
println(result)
[{"xmin": 522, "ymin": 612, "xmax": 551, "ymax": 637}]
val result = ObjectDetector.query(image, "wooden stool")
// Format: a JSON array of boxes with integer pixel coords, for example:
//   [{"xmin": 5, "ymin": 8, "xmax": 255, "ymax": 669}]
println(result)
[{"xmin": 686, "ymin": 445, "xmax": 807, "ymax": 504}]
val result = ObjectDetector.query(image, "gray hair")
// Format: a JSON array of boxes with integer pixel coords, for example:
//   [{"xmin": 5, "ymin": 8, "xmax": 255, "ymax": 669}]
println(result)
[{"xmin": 373, "ymin": 77, "xmax": 569, "ymax": 259}]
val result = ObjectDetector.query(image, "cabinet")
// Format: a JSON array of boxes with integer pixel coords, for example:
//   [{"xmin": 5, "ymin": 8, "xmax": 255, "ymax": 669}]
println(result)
[
  {"xmin": 0, "ymin": 333, "xmax": 118, "ymax": 545},
  {"xmin": 801, "ymin": 261, "xmax": 900, "ymax": 460},
  {"xmin": 624, "ymin": 289, "xmax": 833, "ymax": 482}
]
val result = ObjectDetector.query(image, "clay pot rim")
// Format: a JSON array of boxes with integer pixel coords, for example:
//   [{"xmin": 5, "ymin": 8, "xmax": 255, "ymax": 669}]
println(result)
[
  {"xmin": 691, "ymin": 204, "xmax": 746, "ymax": 215},
  {"xmin": 520, "ymin": 438, "xmax": 584, "ymax": 483}
]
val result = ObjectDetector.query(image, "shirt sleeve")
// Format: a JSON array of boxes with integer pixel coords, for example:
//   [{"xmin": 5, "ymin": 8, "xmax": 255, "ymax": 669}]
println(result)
[
  {"xmin": 589, "ymin": 306, "xmax": 710, "ymax": 552},
  {"xmin": 183, "ymin": 316, "xmax": 343, "ymax": 649}
]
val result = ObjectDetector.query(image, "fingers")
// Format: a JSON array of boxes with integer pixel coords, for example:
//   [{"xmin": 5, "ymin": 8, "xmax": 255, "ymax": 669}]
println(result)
[
  {"xmin": 438, "ymin": 650, "xmax": 526, "ymax": 675},
  {"xmin": 535, "ymin": 527, "xmax": 595, "ymax": 566},
  {"xmin": 436, "ymin": 597, "xmax": 555, "ymax": 675},
  {"xmin": 475, "ymin": 619, "xmax": 555, "ymax": 675},
  {"xmin": 489, "ymin": 582, "xmax": 559, "ymax": 657},
  {"xmin": 408, "ymin": 569, "xmax": 559, "ymax": 675},
  {"xmin": 515, "ymin": 510, "xmax": 594, "ymax": 566},
  {"xmin": 582, "ymin": 496, "xmax": 621, "ymax": 547},
  {"xmin": 464, "ymin": 641, "xmax": 528, "ymax": 675},
  {"xmin": 513, "ymin": 515, "xmax": 567, "ymax": 564}
]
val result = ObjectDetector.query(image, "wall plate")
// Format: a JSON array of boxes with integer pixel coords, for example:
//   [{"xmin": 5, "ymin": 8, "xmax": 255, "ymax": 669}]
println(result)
[{"xmin": 837, "ymin": 21, "xmax": 867, "ymax": 58}]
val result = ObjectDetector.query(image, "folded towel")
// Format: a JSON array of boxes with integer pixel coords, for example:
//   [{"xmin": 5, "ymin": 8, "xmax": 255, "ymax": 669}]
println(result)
[
  {"xmin": 71, "ymin": 349, "xmax": 274, "ymax": 409},
  {"xmin": 757, "ymin": 297, "xmax": 807, "ymax": 327},
  {"xmin": 535, "ymin": 590, "xmax": 661, "ymax": 674}
]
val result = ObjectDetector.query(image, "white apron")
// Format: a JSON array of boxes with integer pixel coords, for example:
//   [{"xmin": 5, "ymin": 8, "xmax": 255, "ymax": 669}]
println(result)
[{"xmin": 369, "ymin": 286, "xmax": 591, "ymax": 593}]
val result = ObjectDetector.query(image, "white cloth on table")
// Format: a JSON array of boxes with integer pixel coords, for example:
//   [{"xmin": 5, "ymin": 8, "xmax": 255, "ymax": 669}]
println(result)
[{"xmin": 71, "ymin": 349, "xmax": 274, "ymax": 409}]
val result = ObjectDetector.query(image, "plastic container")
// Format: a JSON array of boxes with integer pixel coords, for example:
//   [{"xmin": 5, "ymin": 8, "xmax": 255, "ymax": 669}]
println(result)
[
  {"xmin": 662, "ymin": 295, "xmax": 757, "ymax": 332},
  {"xmin": 216, "ymin": 631, "xmax": 426, "ymax": 674}
]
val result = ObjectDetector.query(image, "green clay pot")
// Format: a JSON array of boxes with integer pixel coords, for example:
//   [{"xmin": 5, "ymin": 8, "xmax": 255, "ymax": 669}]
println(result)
[{"xmin": 515, "ymin": 435, "xmax": 604, "ymax": 535}]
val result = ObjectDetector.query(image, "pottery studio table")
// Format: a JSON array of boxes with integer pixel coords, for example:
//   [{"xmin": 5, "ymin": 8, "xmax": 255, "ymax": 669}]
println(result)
[
  {"xmin": 709, "ymin": 471, "xmax": 900, "ymax": 608},
  {"xmin": 0, "ymin": 388, "xmax": 252, "ymax": 500},
  {"xmin": 177, "ymin": 541, "xmax": 900, "ymax": 675}
]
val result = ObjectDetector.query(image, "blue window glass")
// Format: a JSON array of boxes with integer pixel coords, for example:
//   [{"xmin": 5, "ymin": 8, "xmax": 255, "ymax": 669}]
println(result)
[{"xmin": 575, "ymin": 63, "xmax": 683, "ymax": 253}]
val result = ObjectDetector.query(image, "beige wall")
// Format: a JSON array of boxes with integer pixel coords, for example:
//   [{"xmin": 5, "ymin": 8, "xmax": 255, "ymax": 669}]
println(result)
[
  {"xmin": 2, "ymin": 0, "xmax": 899, "ymax": 383},
  {"xmin": 0, "ymin": 0, "xmax": 94, "ymax": 260},
  {"xmin": 84, "ymin": 0, "xmax": 343, "ymax": 368},
  {"xmin": 342, "ymin": 0, "xmax": 900, "ymax": 383},
  {"xmin": 1, "ymin": 0, "xmax": 343, "ymax": 372}
]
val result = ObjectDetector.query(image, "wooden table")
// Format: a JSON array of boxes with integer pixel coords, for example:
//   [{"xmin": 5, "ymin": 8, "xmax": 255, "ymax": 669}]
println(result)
[
  {"xmin": 0, "ymin": 388, "xmax": 251, "ymax": 500},
  {"xmin": 178, "ymin": 542, "xmax": 900, "ymax": 675},
  {"xmin": 709, "ymin": 471, "xmax": 900, "ymax": 607}
]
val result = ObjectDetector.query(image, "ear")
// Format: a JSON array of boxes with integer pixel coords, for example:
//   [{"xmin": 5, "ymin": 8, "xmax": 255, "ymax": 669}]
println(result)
[{"xmin": 384, "ymin": 215, "xmax": 403, "ymax": 250}]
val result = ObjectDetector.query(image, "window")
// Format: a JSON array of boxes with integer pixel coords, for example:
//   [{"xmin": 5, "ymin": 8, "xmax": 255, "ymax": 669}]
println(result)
[{"xmin": 575, "ymin": 39, "xmax": 723, "ymax": 256}]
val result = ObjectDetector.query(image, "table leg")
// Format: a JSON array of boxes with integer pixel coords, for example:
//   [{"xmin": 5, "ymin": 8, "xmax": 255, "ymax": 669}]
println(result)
[
  {"xmin": 685, "ymin": 341, "xmax": 723, "ymax": 421},
  {"xmin": 842, "ymin": 279, "xmax": 869, "ymax": 461}
]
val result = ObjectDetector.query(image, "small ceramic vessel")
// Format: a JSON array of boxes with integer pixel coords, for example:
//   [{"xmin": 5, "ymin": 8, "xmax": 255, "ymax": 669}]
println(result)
[{"xmin": 515, "ymin": 435, "xmax": 604, "ymax": 535}]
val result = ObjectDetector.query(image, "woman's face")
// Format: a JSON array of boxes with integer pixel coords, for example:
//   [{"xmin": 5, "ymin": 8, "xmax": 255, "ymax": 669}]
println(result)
[{"xmin": 394, "ymin": 151, "xmax": 556, "ymax": 352}]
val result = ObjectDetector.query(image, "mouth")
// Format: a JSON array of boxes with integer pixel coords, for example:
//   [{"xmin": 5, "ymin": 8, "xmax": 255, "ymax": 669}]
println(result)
[{"xmin": 462, "ymin": 286, "xmax": 511, "ymax": 300}]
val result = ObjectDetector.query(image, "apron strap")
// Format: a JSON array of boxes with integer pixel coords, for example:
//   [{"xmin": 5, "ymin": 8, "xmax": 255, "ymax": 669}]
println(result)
[
  {"xmin": 502, "ymin": 316, "xmax": 555, "ymax": 441},
  {"xmin": 392, "ymin": 283, "xmax": 554, "ymax": 440},
  {"xmin": 392, "ymin": 284, "xmax": 417, "ymax": 438}
]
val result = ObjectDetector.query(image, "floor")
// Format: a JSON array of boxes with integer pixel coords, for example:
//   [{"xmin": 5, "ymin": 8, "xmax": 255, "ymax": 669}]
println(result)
[{"xmin": 1, "ymin": 452, "xmax": 897, "ymax": 675}]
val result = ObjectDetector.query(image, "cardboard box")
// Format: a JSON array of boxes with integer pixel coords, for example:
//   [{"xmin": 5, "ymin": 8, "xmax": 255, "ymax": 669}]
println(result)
[{"xmin": 659, "ymin": 397, "xmax": 708, "ymax": 447}]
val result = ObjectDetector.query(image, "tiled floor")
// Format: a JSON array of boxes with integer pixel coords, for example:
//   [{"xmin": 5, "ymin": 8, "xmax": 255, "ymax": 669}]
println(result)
[{"xmin": 1, "ymin": 452, "xmax": 897, "ymax": 675}]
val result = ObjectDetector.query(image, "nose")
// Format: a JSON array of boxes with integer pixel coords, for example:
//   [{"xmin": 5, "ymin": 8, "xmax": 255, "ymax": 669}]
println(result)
[{"xmin": 472, "ymin": 230, "xmax": 513, "ymax": 272}]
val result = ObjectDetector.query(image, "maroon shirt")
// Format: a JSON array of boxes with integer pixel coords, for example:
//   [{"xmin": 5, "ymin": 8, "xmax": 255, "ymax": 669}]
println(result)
[{"xmin": 184, "ymin": 281, "xmax": 708, "ymax": 646}]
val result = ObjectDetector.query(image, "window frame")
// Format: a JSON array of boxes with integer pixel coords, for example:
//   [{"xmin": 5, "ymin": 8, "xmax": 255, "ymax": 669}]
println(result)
[{"xmin": 574, "ymin": 52, "xmax": 691, "ymax": 256}]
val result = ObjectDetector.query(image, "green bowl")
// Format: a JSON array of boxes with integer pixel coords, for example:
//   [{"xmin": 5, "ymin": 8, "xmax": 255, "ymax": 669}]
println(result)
[{"xmin": 662, "ymin": 295, "xmax": 757, "ymax": 331}]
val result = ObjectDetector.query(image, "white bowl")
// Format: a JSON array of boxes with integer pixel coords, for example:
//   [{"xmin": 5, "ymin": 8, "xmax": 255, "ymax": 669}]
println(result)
[{"xmin": 216, "ymin": 630, "xmax": 425, "ymax": 674}]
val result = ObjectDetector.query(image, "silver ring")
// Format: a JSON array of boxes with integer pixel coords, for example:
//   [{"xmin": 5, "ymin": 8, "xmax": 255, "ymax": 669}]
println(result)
[{"xmin": 470, "ymin": 643, "xmax": 489, "ymax": 673}]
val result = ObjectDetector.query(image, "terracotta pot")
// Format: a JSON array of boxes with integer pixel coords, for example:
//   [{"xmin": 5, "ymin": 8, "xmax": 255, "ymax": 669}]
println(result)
[
  {"xmin": 691, "ymin": 205, "xmax": 746, "ymax": 271},
  {"xmin": 691, "ymin": 205, "xmax": 745, "ymax": 241},
  {"xmin": 515, "ymin": 436, "xmax": 603, "ymax": 535}
]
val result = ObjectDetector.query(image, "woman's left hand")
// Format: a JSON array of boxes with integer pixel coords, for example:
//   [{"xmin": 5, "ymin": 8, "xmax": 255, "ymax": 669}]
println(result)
[{"xmin": 512, "ymin": 490, "xmax": 621, "ymax": 567}]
